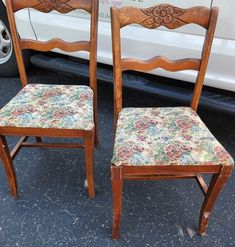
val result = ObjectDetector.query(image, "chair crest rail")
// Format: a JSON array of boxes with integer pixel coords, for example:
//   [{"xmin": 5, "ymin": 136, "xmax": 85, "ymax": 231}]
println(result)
[
  {"xmin": 10, "ymin": 0, "xmax": 92, "ymax": 13},
  {"xmin": 119, "ymin": 5, "xmax": 211, "ymax": 29}
]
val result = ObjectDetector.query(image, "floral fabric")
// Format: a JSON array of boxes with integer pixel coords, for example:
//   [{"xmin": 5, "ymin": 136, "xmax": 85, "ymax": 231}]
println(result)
[
  {"xmin": 111, "ymin": 107, "xmax": 234, "ymax": 166},
  {"xmin": 0, "ymin": 84, "xmax": 94, "ymax": 130}
]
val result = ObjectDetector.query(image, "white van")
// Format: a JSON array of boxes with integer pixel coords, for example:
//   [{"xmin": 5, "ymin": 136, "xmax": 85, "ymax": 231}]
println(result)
[{"xmin": 0, "ymin": 0, "xmax": 235, "ymax": 112}]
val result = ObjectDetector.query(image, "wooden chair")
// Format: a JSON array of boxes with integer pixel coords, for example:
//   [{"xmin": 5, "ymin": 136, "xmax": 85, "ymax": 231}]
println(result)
[
  {"xmin": 110, "ymin": 4, "xmax": 234, "ymax": 239},
  {"xmin": 0, "ymin": 0, "xmax": 99, "ymax": 198}
]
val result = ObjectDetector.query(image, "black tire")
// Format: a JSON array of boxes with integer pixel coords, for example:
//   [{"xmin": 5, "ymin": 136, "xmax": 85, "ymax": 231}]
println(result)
[{"xmin": 0, "ymin": 2, "xmax": 30, "ymax": 77}]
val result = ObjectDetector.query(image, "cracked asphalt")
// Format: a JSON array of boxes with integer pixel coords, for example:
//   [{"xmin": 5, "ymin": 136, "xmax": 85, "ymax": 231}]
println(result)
[{"xmin": 0, "ymin": 66, "xmax": 234, "ymax": 247}]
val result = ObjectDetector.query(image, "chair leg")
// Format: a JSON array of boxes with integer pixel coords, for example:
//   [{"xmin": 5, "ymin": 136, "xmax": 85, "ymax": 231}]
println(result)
[
  {"xmin": 84, "ymin": 130, "xmax": 95, "ymax": 198},
  {"xmin": 0, "ymin": 136, "xmax": 17, "ymax": 197},
  {"xmin": 111, "ymin": 165, "xmax": 123, "ymax": 239},
  {"xmin": 199, "ymin": 165, "xmax": 233, "ymax": 235}
]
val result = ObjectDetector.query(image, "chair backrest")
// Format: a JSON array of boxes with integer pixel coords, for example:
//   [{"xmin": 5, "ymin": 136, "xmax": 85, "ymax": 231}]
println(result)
[
  {"xmin": 111, "ymin": 4, "xmax": 218, "ymax": 122},
  {"xmin": 5, "ymin": 0, "xmax": 99, "ymax": 90}
]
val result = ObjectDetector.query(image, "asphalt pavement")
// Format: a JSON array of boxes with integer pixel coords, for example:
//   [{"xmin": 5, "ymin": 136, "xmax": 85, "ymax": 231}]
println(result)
[{"xmin": 0, "ymin": 66, "xmax": 234, "ymax": 247}]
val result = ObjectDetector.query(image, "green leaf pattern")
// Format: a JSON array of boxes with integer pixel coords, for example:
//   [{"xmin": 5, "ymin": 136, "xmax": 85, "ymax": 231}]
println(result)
[
  {"xmin": 0, "ymin": 84, "xmax": 94, "ymax": 130},
  {"xmin": 112, "ymin": 107, "xmax": 234, "ymax": 166}
]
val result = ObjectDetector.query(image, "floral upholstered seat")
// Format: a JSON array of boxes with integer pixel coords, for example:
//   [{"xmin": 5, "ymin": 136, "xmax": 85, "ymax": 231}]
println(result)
[
  {"xmin": 111, "ymin": 107, "xmax": 234, "ymax": 166},
  {"xmin": 0, "ymin": 84, "xmax": 94, "ymax": 130}
]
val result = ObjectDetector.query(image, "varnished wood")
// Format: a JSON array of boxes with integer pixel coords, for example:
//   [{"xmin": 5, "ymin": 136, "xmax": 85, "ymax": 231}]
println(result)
[
  {"xmin": 10, "ymin": 136, "xmax": 28, "ymax": 160},
  {"xmin": 89, "ymin": 0, "xmax": 99, "ymax": 145},
  {"xmin": 20, "ymin": 39, "xmax": 90, "ymax": 52},
  {"xmin": 195, "ymin": 174, "xmax": 208, "ymax": 195},
  {"xmin": 122, "ymin": 57, "xmax": 200, "ymax": 72},
  {"xmin": 118, "ymin": 5, "xmax": 211, "ymax": 29},
  {"xmin": 1, "ymin": 0, "xmax": 99, "ymax": 198},
  {"xmin": 0, "ymin": 126, "xmax": 85, "ymax": 137},
  {"xmin": 123, "ymin": 165, "xmax": 221, "ymax": 175},
  {"xmin": 111, "ymin": 7, "xmax": 123, "ymax": 125},
  {"xmin": 110, "ymin": 4, "xmax": 233, "ymax": 239},
  {"xmin": 111, "ymin": 165, "xmax": 123, "ymax": 239},
  {"xmin": 84, "ymin": 130, "xmax": 95, "ymax": 198},
  {"xmin": 21, "ymin": 142, "xmax": 85, "ymax": 149},
  {"xmin": 0, "ymin": 136, "xmax": 17, "ymax": 196},
  {"xmin": 191, "ymin": 7, "xmax": 219, "ymax": 111},
  {"xmin": 11, "ymin": 0, "xmax": 92, "ymax": 13},
  {"xmin": 199, "ymin": 165, "xmax": 233, "ymax": 235},
  {"xmin": 125, "ymin": 174, "xmax": 197, "ymax": 181}
]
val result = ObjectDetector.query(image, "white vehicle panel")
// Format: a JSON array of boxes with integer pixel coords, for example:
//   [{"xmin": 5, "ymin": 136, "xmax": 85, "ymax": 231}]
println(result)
[
  {"xmin": 29, "ymin": 11, "xmax": 91, "ymax": 59},
  {"xmin": 2, "ymin": 0, "xmax": 36, "ymax": 39},
  {"xmin": 8, "ymin": 0, "xmax": 235, "ymax": 92},
  {"xmin": 14, "ymin": 10, "xmax": 36, "ymax": 40},
  {"xmin": 212, "ymin": 0, "xmax": 235, "ymax": 39}
]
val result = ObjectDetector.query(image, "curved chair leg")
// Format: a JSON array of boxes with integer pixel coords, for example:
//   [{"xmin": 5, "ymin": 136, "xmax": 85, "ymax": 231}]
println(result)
[
  {"xmin": 84, "ymin": 130, "xmax": 95, "ymax": 198},
  {"xmin": 111, "ymin": 165, "xmax": 123, "ymax": 239},
  {"xmin": 0, "ymin": 136, "xmax": 17, "ymax": 197},
  {"xmin": 199, "ymin": 165, "xmax": 233, "ymax": 235}
]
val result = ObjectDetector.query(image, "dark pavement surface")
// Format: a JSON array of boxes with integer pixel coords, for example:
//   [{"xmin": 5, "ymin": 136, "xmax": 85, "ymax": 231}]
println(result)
[{"xmin": 0, "ymin": 67, "xmax": 234, "ymax": 247}]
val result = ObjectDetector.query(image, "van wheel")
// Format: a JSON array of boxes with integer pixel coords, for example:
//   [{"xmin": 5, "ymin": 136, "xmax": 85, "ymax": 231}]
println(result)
[{"xmin": 0, "ymin": 3, "xmax": 30, "ymax": 77}]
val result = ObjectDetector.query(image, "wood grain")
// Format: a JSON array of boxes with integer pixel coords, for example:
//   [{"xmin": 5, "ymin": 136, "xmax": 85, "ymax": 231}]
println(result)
[
  {"xmin": 10, "ymin": 136, "xmax": 28, "ymax": 160},
  {"xmin": 191, "ymin": 7, "xmax": 219, "ymax": 111},
  {"xmin": 20, "ymin": 39, "xmax": 90, "ymax": 52},
  {"xmin": 119, "ymin": 5, "xmax": 211, "ymax": 29},
  {"xmin": 11, "ymin": 0, "xmax": 92, "ymax": 13},
  {"xmin": 122, "ymin": 57, "xmax": 200, "ymax": 72},
  {"xmin": 111, "ymin": 166, "xmax": 123, "ymax": 239},
  {"xmin": 0, "ymin": 136, "xmax": 17, "ymax": 197},
  {"xmin": 196, "ymin": 174, "xmax": 208, "ymax": 195},
  {"xmin": 111, "ymin": 6, "xmax": 123, "ymax": 126},
  {"xmin": 21, "ymin": 142, "xmax": 85, "ymax": 149}
]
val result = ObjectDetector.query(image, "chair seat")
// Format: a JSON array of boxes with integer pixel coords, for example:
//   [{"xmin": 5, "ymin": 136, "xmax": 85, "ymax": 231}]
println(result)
[
  {"xmin": 0, "ymin": 84, "xmax": 94, "ymax": 130},
  {"xmin": 111, "ymin": 107, "xmax": 234, "ymax": 166}
]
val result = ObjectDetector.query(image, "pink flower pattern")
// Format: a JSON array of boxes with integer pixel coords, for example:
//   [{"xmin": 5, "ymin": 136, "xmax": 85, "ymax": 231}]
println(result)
[
  {"xmin": 117, "ymin": 146, "xmax": 133, "ymax": 160},
  {"xmin": 0, "ymin": 84, "xmax": 94, "ymax": 130},
  {"xmin": 141, "ymin": 4, "xmax": 187, "ymax": 29},
  {"xmin": 111, "ymin": 107, "xmax": 234, "ymax": 166}
]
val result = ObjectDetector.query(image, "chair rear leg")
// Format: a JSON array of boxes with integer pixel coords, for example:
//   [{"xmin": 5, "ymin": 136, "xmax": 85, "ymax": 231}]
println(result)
[
  {"xmin": 199, "ymin": 165, "xmax": 233, "ymax": 235},
  {"xmin": 111, "ymin": 165, "xmax": 123, "ymax": 239},
  {"xmin": 0, "ymin": 136, "xmax": 17, "ymax": 197},
  {"xmin": 84, "ymin": 130, "xmax": 95, "ymax": 198}
]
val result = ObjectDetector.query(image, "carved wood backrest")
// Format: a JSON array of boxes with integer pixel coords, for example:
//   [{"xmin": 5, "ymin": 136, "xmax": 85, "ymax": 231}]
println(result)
[
  {"xmin": 10, "ymin": 0, "xmax": 92, "ymax": 13},
  {"xmin": 111, "ymin": 4, "xmax": 219, "ymax": 122},
  {"xmin": 5, "ymin": 0, "xmax": 99, "ymax": 90}
]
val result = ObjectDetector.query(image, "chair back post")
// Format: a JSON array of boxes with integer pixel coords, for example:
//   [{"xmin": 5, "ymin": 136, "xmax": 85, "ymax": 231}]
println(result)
[
  {"xmin": 5, "ymin": 0, "xmax": 28, "ymax": 87},
  {"xmin": 111, "ymin": 7, "xmax": 123, "ymax": 125},
  {"xmin": 191, "ymin": 7, "xmax": 219, "ymax": 111},
  {"xmin": 89, "ymin": 0, "xmax": 98, "ymax": 112}
]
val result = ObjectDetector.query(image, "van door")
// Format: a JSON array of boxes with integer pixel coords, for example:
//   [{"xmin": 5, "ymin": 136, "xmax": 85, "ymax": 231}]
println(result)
[
  {"xmin": 29, "ymin": 7, "xmax": 92, "ymax": 60},
  {"xmin": 29, "ymin": 0, "xmax": 235, "ymax": 92}
]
